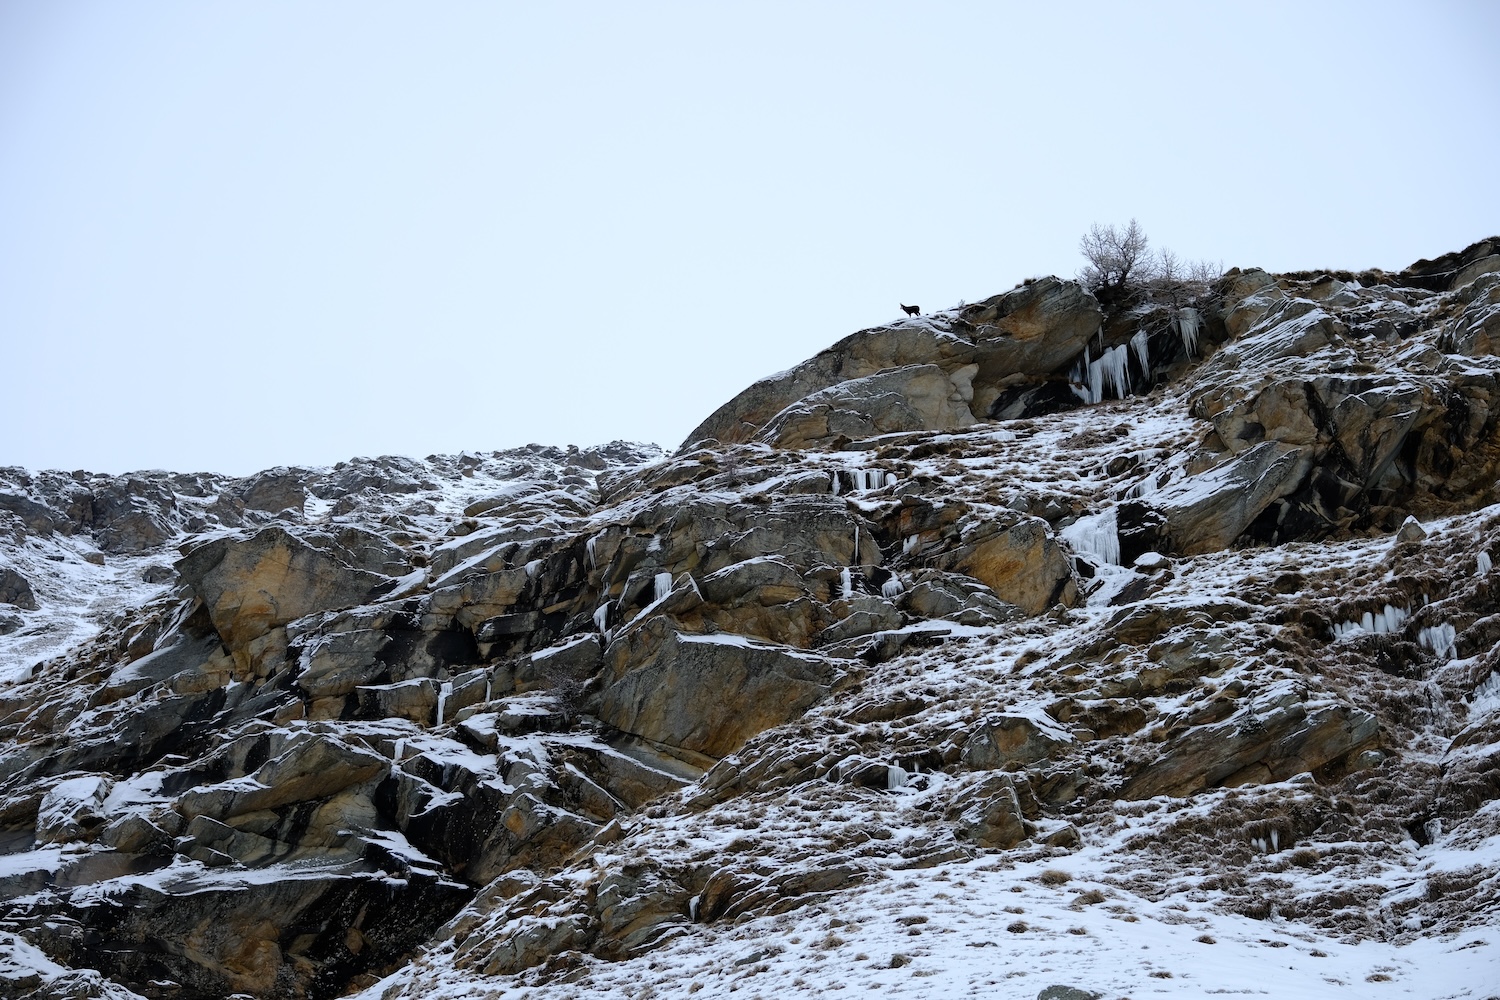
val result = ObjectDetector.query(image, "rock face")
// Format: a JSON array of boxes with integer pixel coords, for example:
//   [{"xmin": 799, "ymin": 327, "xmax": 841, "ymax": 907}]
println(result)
[
  {"xmin": 599, "ymin": 620, "xmax": 845, "ymax": 759},
  {"xmin": 683, "ymin": 277, "xmax": 1103, "ymax": 449},
  {"xmin": 0, "ymin": 567, "xmax": 36, "ymax": 610},
  {"xmin": 4, "ymin": 244, "xmax": 1500, "ymax": 999},
  {"xmin": 176, "ymin": 526, "xmax": 398, "ymax": 652}
]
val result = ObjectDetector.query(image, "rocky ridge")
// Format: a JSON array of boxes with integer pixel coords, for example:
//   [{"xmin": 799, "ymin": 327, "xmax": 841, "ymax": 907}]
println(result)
[{"xmin": 1, "ymin": 240, "xmax": 1499, "ymax": 998}]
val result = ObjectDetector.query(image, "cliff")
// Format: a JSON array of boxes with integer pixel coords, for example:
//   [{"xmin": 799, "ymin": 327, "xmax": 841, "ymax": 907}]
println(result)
[{"xmin": 2, "ymin": 240, "xmax": 1499, "ymax": 999}]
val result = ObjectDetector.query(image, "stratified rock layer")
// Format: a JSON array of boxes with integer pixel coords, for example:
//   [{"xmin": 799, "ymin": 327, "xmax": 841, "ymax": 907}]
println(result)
[{"xmin": 4, "ymin": 243, "xmax": 1500, "ymax": 999}]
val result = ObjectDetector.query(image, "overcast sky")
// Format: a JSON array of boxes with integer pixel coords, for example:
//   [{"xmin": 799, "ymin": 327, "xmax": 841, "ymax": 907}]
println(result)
[{"xmin": 3, "ymin": 1, "xmax": 1498, "ymax": 476}]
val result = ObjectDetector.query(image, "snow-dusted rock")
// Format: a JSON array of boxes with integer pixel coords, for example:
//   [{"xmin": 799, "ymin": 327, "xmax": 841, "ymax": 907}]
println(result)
[
  {"xmin": 599, "ymin": 620, "xmax": 845, "ymax": 760},
  {"xmin": 0, "ymin": 566, "xmax": 36, "ymax": 610},
  {"xmin": 176, "ymin": 525, "xmax": 396, "ymax": 651}
]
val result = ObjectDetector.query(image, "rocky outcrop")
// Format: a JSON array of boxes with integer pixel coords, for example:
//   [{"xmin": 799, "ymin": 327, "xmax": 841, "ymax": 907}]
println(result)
[
  {"xmin": 176, "ymin": 526, "xmax": 396, "ymax": 652},
  {"xmin": 682, "ymin": 278, "xmax": 1102, "ymax": 449},
  {"xmin": 1123, "ymin": 694, "xmax": 1379, "ymax": 799},
  {"xmin": 0, "ymin": 566, "xmax": 36, "ymax": 610},
  {"xmin": 5, "ymin": 246, "xmax": 1500, "ymax": 1000},
  {"xmin": 599, "ymin": 618, "xmax": 846, "ymax": 759}
]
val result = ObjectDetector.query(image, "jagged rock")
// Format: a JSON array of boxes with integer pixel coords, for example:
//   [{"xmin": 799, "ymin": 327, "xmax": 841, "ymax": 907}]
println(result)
[
  {"xmin": 0, "ymin": 609, "xmax": 23, "ymax": 634},
  {"xmin": 297, "ymin": 628, "xmax": 393, "ymax": 699},
  {"xmin": 176, "ymin": 526, "xmax": 394, "ymax": 651},
  {"xmin": 599, "ymin": 619, "xmax": 845, "ymax": 759},
  {"xmin": 0, "ymin": 490, "xmax": 58, "ymax": 535},
  {"xmin": 519, "ymin": 634, "xmax": 602, "ymax": 689},
  {"xmin": 758, "ymin": 364, "xmax": 978, "ymax": 449},
  {"xmin": 235, "ymin": 466, "xmax": 308, "ymax": 514},
  {"xmin": 176, "ymin": 734, "xmax": 388, "ymax": 821},
  {"xmin": 1123, "ymin": 695, "xmax": 1379, "ymax": 799},
  {"xmin": 90, "ymin": 478, "xmax": 178, "ymax": 553},
  {"xmin": 932, "ymin": 515, "xmax": 1075, "ymax": 615},
  {"xmin": 955, "ymin": 774, "xmax": 1027, "ymax": 849},
  {"xmin": 1442, "ymin": 272, "xmax": 1500, "ymax": 355},
  {"xmin": 35, "ymin": 774, "xmax": 112, "ymax": 843},
  {"xmin": 682, "ymin": 277, "xmax": 1101, "ymax": 448},
  {"xmin": 1118, "ymin": 441, "xmax": 1315, "ymax": 558},
  {"xmin": 817, "ymin": 594, "xmax": 903, "ymax": 645},
  {"xmin": 903, "ymin": 569, "xmax": 1020, "ymax": 625},
  {"xmin": 594, "ymin": 865, "xmax": 691, "ymax": 956},
  {"xmin": 0, "ymin": 567, "xmax": 37, "ymax": 610},
  {"xmin": 963, "ymin": 715, "xmax": 1072, "ymax": 770}
]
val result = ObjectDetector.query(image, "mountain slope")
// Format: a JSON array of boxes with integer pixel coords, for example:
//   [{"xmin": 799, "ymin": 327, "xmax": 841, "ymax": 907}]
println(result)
[{"xmin": 2, "ymin": 242, "xmax": 1499, "ymax": 1000}]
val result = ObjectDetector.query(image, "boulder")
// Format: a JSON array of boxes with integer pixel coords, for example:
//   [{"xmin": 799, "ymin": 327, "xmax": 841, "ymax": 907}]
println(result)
[
  {"xmin": 681, "ymin": 278, "xmax": 1100, "ymax": 448},
  {"xmin": 963, "ymin": 715, "xmax": 1072, "ymax": 770},
  {"xmin": 235, "ymin": 467, "xmax": 308, "ymax": 514},
  {"xmin": 91, "ymin": 477, "xmax": 178, "ymax": 553},
  {"xmin": 1122, "ymin": 696, "xmax": 1378, "ymax": 799},
  {"xmin": 176, "ymin": 526, "xmax": 393, "ymax": 651},
  {"xmin": 757, "ymin": 364, "xmax": 978, "ymax": 449},
  {"xmin": 1118, "ymin": 442, "xmax": 1314, "ymax": 557},
  {"xmin": 955, "ymin": 774, "xmax": 1028, "ymax": 849},
  {"xmin": 36, "ymin": 775, "xmax": 113, "ymax": 844},
  {"xmin": 932, "ymin": 515, "xmax": 1076, "ymax": 615},
  {"xmin": 0, "ymin": 567, "xmax": 36, "ymax": 610},
  {"xmin": 599, "ymin": 619, "xmax": 845, "ymax": 759}
]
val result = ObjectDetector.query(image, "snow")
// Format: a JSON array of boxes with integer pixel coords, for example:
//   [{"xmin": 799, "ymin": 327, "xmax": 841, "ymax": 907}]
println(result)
[{"xmin": 356, "ymin": 845, "xmax": 1498, "ymax": 1000}]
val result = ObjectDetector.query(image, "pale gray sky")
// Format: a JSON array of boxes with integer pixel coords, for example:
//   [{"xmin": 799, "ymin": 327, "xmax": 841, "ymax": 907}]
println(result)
[{"xmin": 3, "ymin": 1, "xmax": 1497, "ymax": 476}]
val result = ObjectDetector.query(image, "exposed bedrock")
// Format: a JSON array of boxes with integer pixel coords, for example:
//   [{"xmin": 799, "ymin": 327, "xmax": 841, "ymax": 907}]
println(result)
[{"xmin": 682, "ymin": 277, "xmax": 1103, "ymax": 450}]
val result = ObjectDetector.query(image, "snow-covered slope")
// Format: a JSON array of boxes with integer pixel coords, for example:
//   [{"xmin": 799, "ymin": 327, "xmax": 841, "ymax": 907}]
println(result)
[{"xmin": 3, "ymin": 243, "xmax": 1500, "ymax": 1000}]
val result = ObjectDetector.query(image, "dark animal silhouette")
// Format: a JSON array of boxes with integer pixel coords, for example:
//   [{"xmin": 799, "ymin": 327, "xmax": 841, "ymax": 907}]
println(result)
[{"xmin": 900, "ymin": 303, "xmax": 920, "ymax": 316}]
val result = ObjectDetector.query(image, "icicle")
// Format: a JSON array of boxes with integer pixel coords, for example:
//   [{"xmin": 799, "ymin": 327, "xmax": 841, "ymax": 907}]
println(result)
[
  {"xmin": 392, "ymin": 738, "xmax": 405, "ymax": 762},
  {"xmin": 525, "ymin": 559, "xmax": 542, "ymax": 580},
  {"xmin": 886, "ymin": 764, "xmax": 908, "ymax": 791},
  {"xmin": 1060, "ymin": 508, "xmax": 1120, "ymax": 566},
  {"xmin": 1074, "ymin": 347, "xmax": 1098, "ymax": 401},
  {"xmin": 881, "ymin": 576, "xmax": 905, "ymax": 599},
  {"xmin": 1419, "ymin": 623, "xmax": 1457, "ymax": 661},
  {"xmin": 484, "ymin": 673, "xmax": 493, "ymax": 702},
  {"xmin": 689, "ymin": 895, "xmax": 701, "ymax": 922},
  {"xmin": 435, "ymin": 682, "xmax": 452, "ymax": 727},
  {"xmin": 1092, "ymin": 345, "xmax": 1131, "ymax": 400},
  {"xmin": 884, "ymin": 472, "xmax": 898, "ymax": 488},
  {"xmin": 903, "ymin": 534, "xmax": 920, "ymax": 556},
  {"xmin": 841, "ymin": 567, "xmax": 853, "ymax": 600},
  {"xmin": 831, "ymin": 470, "xmax": 841, "ymax": 495},
  {"xmin": 1178, "ymin": 307, "xmax": 1201, "ymax": 358},
  {"xmin": 1479, "ymin": 551, "xmax": 1493, "ymax": 576},
  {"xmin": 654, "ymin": 571, "xmax": 673, "ymax": 603},
  {"xmin": 1270, "ymin": 829, "xmax": 1280, "ymax": 852},
  {"xmin": 593, "ymin": 602, "xmax": 611, "ymax": 633},
  {"xmin": 585, "ymin": 535, "xmax": 597, "ymax": 569},
  {"xmin": 852, "ymin": 526, "xmax": 861, "ymax": 566},
  {"xmin": 1130, "ymin": 329, "xmax": 1149, "ymax": 378}
]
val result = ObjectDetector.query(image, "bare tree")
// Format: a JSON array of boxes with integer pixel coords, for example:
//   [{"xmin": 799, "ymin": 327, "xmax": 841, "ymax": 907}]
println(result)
[
  {"xmin": 1079, "ymin": 220, "xmax": 1224, "ymax": 304},
  {"xmin": 1078, "ymin": 219, "xmax": 1152, "ymax": 295}
]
